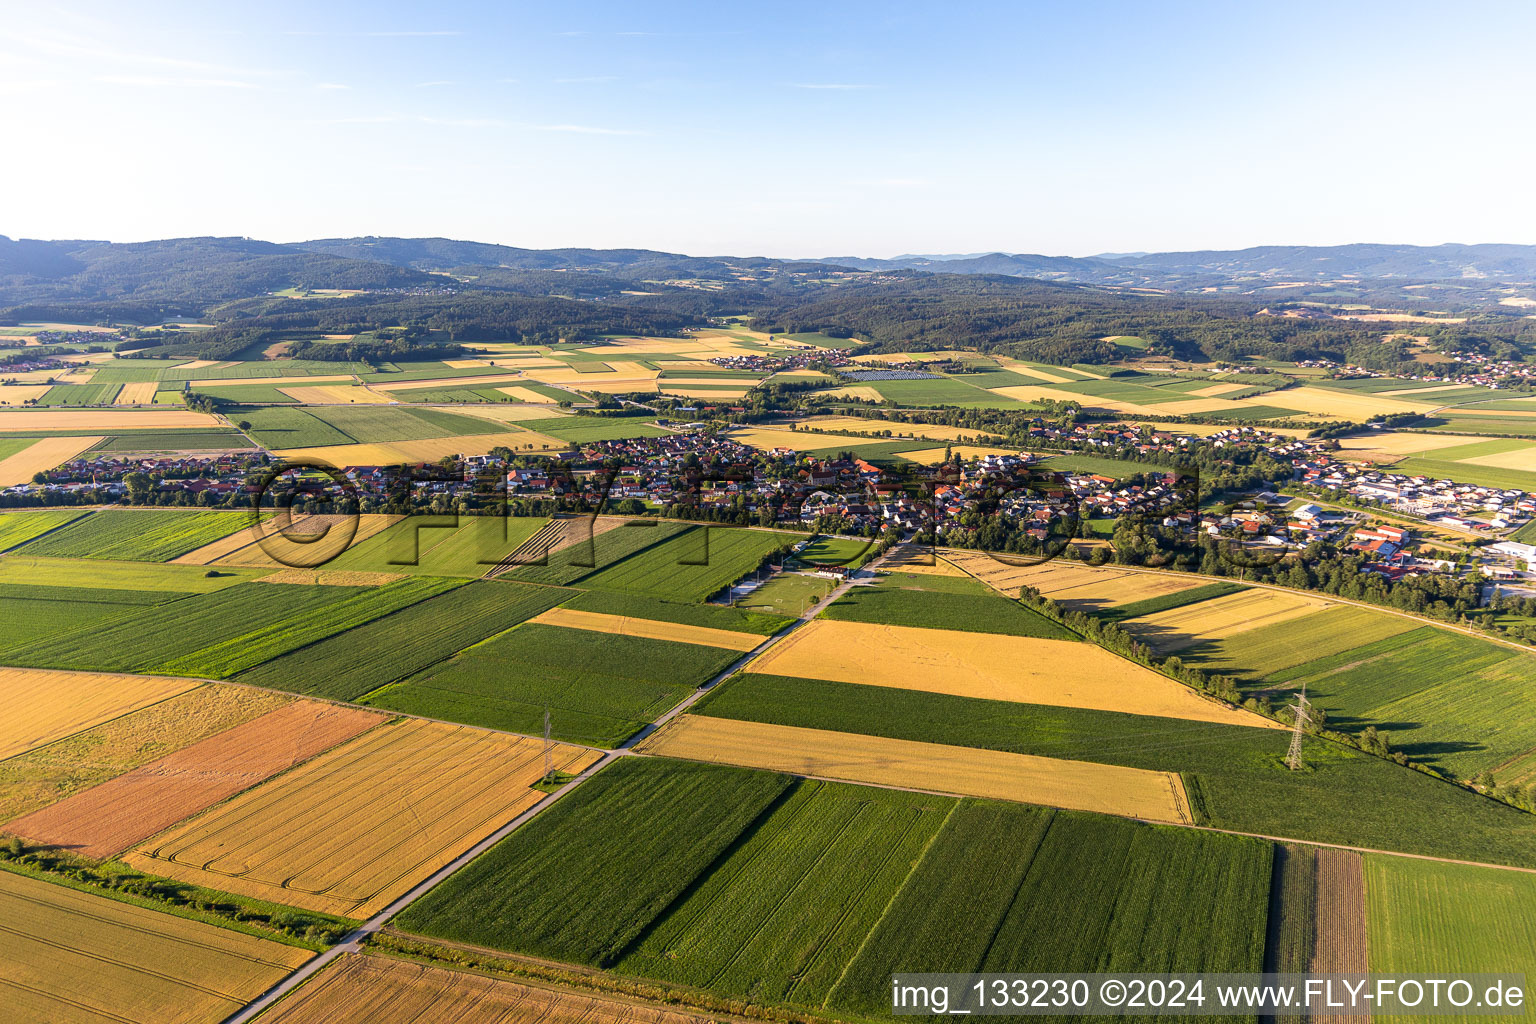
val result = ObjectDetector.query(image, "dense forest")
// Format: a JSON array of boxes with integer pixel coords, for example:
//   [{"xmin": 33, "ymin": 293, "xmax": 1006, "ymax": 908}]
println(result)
[{"xmin": 4, "ymin": 234, "xmax": 1534, "ymax": 366}]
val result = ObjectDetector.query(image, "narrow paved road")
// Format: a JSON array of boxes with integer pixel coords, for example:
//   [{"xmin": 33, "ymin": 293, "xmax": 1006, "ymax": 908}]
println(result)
[{"xmin": 219, "ymin": 555, "xmax": 884, "ymax": 1023}]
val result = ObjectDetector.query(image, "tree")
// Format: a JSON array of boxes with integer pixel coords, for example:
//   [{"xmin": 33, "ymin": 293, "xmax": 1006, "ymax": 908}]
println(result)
[{"xmin": 123, "ymin": 471, "xmax": 153, "ymax": 503}]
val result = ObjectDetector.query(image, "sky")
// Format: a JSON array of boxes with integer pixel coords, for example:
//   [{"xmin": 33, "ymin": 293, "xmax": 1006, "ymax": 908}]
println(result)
[{"xmin": 3, "ymin": 0, "xmax": 1535, "ymax": 258}]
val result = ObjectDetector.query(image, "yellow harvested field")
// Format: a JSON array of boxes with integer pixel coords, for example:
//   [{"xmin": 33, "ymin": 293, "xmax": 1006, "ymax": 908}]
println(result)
[
  {"xmin": 443, "ymin": 359, "xmax": 491, "ymax": 368},
  {"xmin": 640, "ymin": 716, "xmax": 1194, "ymax": 824},
  {"xmin": 898, "ymin": 444, "xmax": 1020, "ymax": 464},
  {"xmin": 495, "ymin": 385, "xmax": 561, "ymax": 403},
  {"xmin": 1462, "ymin": 444, "xmax": 1536, "ymax": 471},
  {"xmin": 278, "ymin": 384, "xmax": 390, "ymax": 404},
  {"xmin": 977, "ymin": 560, "xmax": 1210, "ymax": 611},
  {"xmin": 1334, "ymin": 431, "xmax": 1476, "ymax": 459},
  {"xmin": 258, "ymin": 569, "xmax": 405, "ymax": 586},
  {"xmin": 656, "ymin": 376, "xmax": 763, "ymax": 387},
  {"xmin": 113, "ymin": 381, "xmax": 159, "ymax": 405},
  {"xmin": 0, "ymin": 408, "xmax": 220, "ymax": 432},
  {"xmin": 726, "ymin": 426, "xmax": 877, "ymax": 452},
  {"xmin": 528, "ymin": 607, "xmax": 764, "ymax": 651},
  {"xmin": 937, "ymin": 548, "xmax": 1087, "ymax": 596},
  {"xmin": 272, "ymin": 430, "xmax": 567, "ymax": 467},
  {"xmin": 1189, "ymin": 382, "xmax": 1248, "ymax": 397},
  {"xmin": 170, "ymin": 359, "xmax": 222, "ymax": 370},
  {"xmin": 1452, "ymin": 405, "xmax": 1536, "ymax": 418},
  {"xmin": 370, "ymin": 373, "xmax": 534, "ymax": 392},
  {"xmin": 1119, "ymin": 588, "xmax": 1331, "ymax": 652},
  {"xmin": 0, "ymin": 668, "xmax": 203, "ymax": 761},
  {"xmin": 817, "ymin": 385, "xmax": 883, "ymax": 401},
  {"xmin": 1377, "ymin": 383, "xmax": 1475, "ymax": 397},
  {"xmin": 520, "ymin": 367, "xmax": 659, "ymax": 386},
  {"xmin": 1231, "ymin": 387, "xmax": 1439, "ymax": 418},
  {"xmin": 658, "ymin": 386, "xmax": 749, "ymax": 399},
  {"xmin": 789, "ymin": 415, "xmax": 999, "ymax": 441},
  {"xmin": 454, "ymin": 403, "xmax": 571, "ymax": 424},
  {"xmin": 186, "ymin": 374, "xmax": 355, "ymax": 388},
  {"xmin": 564, "ymin": 378, "xmax": 661, "ymax": 394},
  {"xmin": 0, "ymin": 434, "xmax": 103, "ymax": 485},
  {"xmin": 994, "ymin": 360, "xmax": 1077, "ymax": 384},
  {"xmin": 988, "ymin": 383, "xmax": 1091, "ymax": 405},
  {"xmin": 0, "ymin": 385, "xmax": 52, "ymax": 405},
  {"xmin": 882, "ymin": 543, "xmax": 969, "ymax": 575},
  {"xmin": 0, "ymin": 871, "xmax": 311, "ymax": 1024},
  {"xmin": 124, "ymin": 719, "xmax": 603, "ymax": 918},
  {"xmin": 174, "ymin": 512, "xmax": 401, "ymax": 567},
  {"xmin": 260, "ymin": 954, "xmax": 719, "ymax": 1024},
  {"xmin": 750, "ymin": 619, "xmax": 1279, "ymax": 729}
]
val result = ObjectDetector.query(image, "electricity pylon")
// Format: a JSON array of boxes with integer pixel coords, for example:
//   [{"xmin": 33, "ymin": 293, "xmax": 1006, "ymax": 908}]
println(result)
[{"xmin": 1285, "ymin": 684, "xmax": 1310, "ymax": 771}]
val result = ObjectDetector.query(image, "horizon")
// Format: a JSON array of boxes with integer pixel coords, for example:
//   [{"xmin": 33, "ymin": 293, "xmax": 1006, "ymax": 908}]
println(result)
[
  {"xmin": 8, "ymin": 232, "xmax": 1536, "ymax": 262},
  {"xmin": 4, "ymin": 0, "xmax": 1535, "ymax": 255}
]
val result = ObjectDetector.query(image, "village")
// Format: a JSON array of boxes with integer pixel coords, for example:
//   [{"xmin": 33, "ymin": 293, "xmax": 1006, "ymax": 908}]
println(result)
[{"xmin": 10, "ymin": 414, "xmax": 1536, "ymax": 597}]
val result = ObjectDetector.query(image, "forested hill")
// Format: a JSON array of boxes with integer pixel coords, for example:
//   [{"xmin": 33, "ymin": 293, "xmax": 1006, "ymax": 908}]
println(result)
[
  {"xmin": 813, "ymin": 243, "xmax": 1536, "ymax": 287},
  {"xmin": 0, "ymin": 236, "xmax": 438, "ymax": 321}
]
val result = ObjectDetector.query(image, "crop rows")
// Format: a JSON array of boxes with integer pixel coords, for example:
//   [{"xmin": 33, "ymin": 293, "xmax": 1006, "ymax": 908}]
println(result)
[
  {"xmin": 3, "ymin": 577, "xmax": 456, "ymax": 677},
  {"xmin": 575, "ymin": 526, "xmax": 796, "ymax": 602},
  {"xmin": 0, "ymin": 508, "xmax": 87, "ymax": 552},
  {"xmin": 495, "ymin": 521, "xmax": 692, "ymax": 587},
  {"xmin": 17, "ymin": 508, "xmax": 257, "ymax": 561},
  {"xmin": 238, "ymin": 579, "xmax": 570, "ymax": 700},
  {"xmin": 365, "ymin": 622, "xmax": 734, "ymax": 745},
  {"xmin": 562, "ymin": 588, "xmax": 792, "ymax": 636},
  {"xmin": 691, "ymin": 671, "xmax": 1536, "ymax": 869},
  {"xmin": 1099, "ymin": 581, "xmax": 1245, "ymax": 622},
  {"xmin": 1190, "ymin": 605, "xmax": 1418, "ymax": 680},
  {"xmin": 397, "ymin": 759, "xmax": 795, "ymax": 965},
  {"xmin": 37, "ymin": 381, "xmax": 123, "ymax": 406},
  {"xmin": 821, "ymin": 584, "xmax": 1077, "ymax": 639}
]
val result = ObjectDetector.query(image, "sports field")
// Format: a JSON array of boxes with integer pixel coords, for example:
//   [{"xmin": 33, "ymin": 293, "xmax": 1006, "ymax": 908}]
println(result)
[
  {"xmin": 258, "ymin": 954, "xmax": 715, "ymax": 1024},
  {"xmin": 0, "ymin": 870, "xmax": 311, "ymax": 1024},
  {"xmin": 638, "ymin": 715, "xmax": 1194, "ymax": 822},
  {"xmin": 749, "ymin": 619, "xmax": 1279, "ymax": 728},
  {"xmin": 125, "ymin": 718, "xmax": 602, "ymax": 917}
]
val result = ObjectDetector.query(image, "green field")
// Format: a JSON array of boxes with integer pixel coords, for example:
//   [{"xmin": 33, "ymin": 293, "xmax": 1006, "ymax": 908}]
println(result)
[
  {"xmin": 821, "ymin": 583, "xmax": 1077, "ymax": 638},
  {"xmin": 615, "ymin": 780, "xmax": 953, "ymax": 1004},
  {"xmin": 1390, "ymin": 456, "xmax": 1536, "ymax": 491},
  {"xmin": 575, "ymin": 526, "xmax": 796, "ymax": 602},
  {"xmin": 1267, "ymin": 627, "xmax": 1536, "ymax": 779},
  {"xmin": 225, "ymin": 406, "xmax": 354, "ymax": 448},
  {"xmin": 866, "ymin": 377, "xmax": 1031, "ymax": 408},
  {"xmin": 399, "ymin": 757, "xmax": 1271, "ymax": 1017},
  {"xmin": 1185, "ymin": 605, "xmax": 1419, "ymax": 678},
  {"xmin": 1421, "ymin": 416, "xmax": 1536, "ymax": 438},
  {"xmin": 502, "ymin": 416, "xmax": 672, "ymax": 444},
  {"xmin": 0, "ymin": 554, "xmax": 262, "ymax": 592},
  {"xmin": 0, "ymin": 576, "xmax": 456, "ymax": 677},
  {"xmin": 734, "ymin": 573, "xmax": 834, "ymax": 616},
  {"xmin": 236, "ymin": 579, "xmax": 570, "ymax": 700},
  {"xmin": 363, "ymin": 622, "xmax": 736, "ymax": 745},
  {"xmin": 328, "ymin": 515, "xmax": 550, "ymax": 576},
  {"xmin": 36, "ymin": 382, "xmax": 123, "ymax": 406},
  {"xmin": 90, "ymin": 430, "xmax": 253, "ymax": 452},
  {"xmin": 562, "ymin": 588, "xmax": 792, "ymax": 635},
  {"xmin": 492, "ymin": 520, "xmax": 691, "ymax": 587},
  {"xmin": 305, "ymin": 404, "xmax": 499, "ymax": 443},
  {"xmin": 161, "ymin": 360, "xmax": 369, "ymax": 380},
  {"xmin": 16, "ymin": 509, "xmax": 257, "ymax": 561},
  {"xmin": 1039, "ymin": 453, "xmax": 1177, "ymax": 478},
  {"xmin": 691, "ymin": 672, "xmax": 1536, "ymax": 868},
  {"xmin": 0, "ymin": 509, "xmax": 90, "ymax": 552},
  {"xmin": 1367, "ymin": 857, "xmax": 1536, "ymax": 1023},
  {"xmin": 397, "ymin": 759, "xmax": 795, "ymax": 964},
  {"xmin": 790, "ymin": 535, "xmax": 877, "ymax": 567}
]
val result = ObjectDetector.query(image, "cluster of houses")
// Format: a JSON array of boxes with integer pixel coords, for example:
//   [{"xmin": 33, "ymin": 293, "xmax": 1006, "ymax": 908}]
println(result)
[{"xmin": 707, "ymin": 351, "xmax": 852, "ymax": 372}]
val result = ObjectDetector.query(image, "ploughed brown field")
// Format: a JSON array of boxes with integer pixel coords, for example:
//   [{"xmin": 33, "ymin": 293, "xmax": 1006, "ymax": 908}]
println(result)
[{"xmin": 5, "ymin": 701, "xmax": 386, "ymax": 859}]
